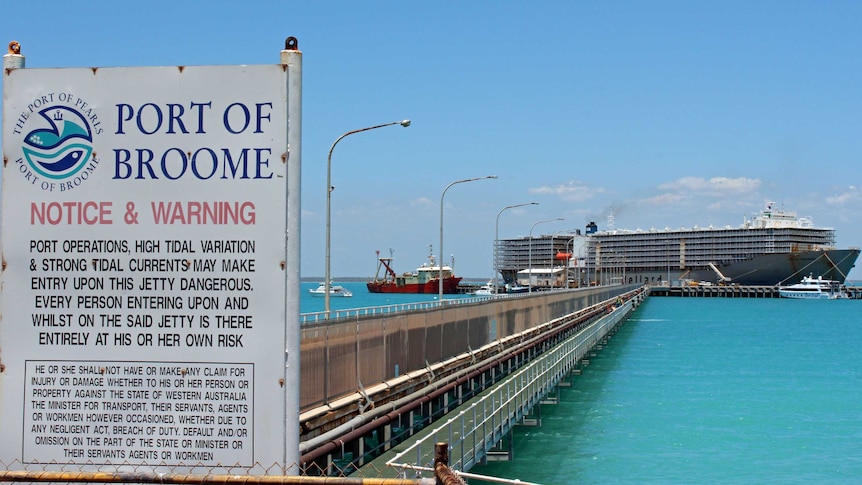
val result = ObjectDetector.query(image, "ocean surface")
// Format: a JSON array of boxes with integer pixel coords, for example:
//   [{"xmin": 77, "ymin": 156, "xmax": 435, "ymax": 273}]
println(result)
[
  {"xmin": 469, "ymin": 296, "xmax": 862, "ymax": 484},
  {"xmin": 299, "ymin": 280, "xmax": 467, "ymax": 315},
  {"xmin": 300, "ymin": 284, "xmax": 862, "ymax": 483}
]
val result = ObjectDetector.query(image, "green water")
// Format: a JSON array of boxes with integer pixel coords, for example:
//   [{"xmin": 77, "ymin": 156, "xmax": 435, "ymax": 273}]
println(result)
[{"xmin": 470, "ymin": 297, "xmax": 862, "ymax": 484}]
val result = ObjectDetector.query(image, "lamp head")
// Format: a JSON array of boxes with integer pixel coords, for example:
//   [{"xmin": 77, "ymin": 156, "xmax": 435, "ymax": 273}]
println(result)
[{"xmin": 400, "ymin": 119, "xmax": 411, "ymax": 127}]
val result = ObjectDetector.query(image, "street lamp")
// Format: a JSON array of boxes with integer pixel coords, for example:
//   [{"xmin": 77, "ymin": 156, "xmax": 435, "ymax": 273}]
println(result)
[
  {"xmin": 495, "ymin": 202, "xmax": 538, "ymax": 294},
  {"xmin": 565, "ymin": 235, "xmax": 581, "ymax": 288},
  {"xmin": 579, "ymin": 244, "xmax": 587, "ymax": 287},
  {"xmin": 528, "ymin": 218, "xmax": 564, "ymax": 293},
  {"xmin": 550, "ymin": 229, "xmax": 574, "ymax": 289},
  {"xmin": 325, "ymin": 119, "xmax": 411, "ymax": 315},
  {"xmin": 439, "ymin": 175, "xmax": 497, "ymax": 301}
]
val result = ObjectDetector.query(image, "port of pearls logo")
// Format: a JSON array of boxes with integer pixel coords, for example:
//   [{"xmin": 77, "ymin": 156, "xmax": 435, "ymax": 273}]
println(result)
[{"xmin": 21, "ymin": 103, "xmax": 96, "ymax": 191}]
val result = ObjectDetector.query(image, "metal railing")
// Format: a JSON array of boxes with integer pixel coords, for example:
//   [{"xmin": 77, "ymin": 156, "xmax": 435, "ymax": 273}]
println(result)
[
  {"xmin": 385, "ymin": 299, "xmax": 634, "ymax": 477},
  {"xmin": 300, "ymin": 286, "xmax": 602, "ymax": 325},
  {"xmin": 300, "ymin": 293, "xmax": 515, "ymax": 324}
]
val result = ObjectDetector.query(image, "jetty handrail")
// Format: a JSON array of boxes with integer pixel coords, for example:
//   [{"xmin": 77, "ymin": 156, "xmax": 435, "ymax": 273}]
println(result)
[
  {"xmin": 385, "ymin": 299, "xmax": 635, "ymax": 476},
  {"xmin": 300, "ymin": 293, "xmax": 515, "ymax": 324}
]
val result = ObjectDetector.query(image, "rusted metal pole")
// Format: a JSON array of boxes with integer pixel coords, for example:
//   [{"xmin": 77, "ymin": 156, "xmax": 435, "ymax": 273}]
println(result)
[
  {"xmin": 433, "ymin": 442, "xmax": 465, "ymax": 485},
  {"xmin": 4, "ymin": 40, "xmax": 24, "ymax": 69}
]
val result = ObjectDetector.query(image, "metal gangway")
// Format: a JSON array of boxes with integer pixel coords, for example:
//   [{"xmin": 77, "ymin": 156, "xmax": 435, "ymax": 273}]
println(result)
[{"xmin": 372, "ymin": 296, "xmax": 638, "ymax": 482}]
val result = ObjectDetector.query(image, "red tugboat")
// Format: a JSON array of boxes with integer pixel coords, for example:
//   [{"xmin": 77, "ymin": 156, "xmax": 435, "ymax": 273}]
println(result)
[{"xmin": 367, "ymin": 246, "xmax": 463, "ymax": 294}]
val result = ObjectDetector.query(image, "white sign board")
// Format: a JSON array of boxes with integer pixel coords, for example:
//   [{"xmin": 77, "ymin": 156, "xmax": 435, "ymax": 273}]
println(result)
[{"xmin": 1, "ymin": 65, "xmax": 288, "ymax": 470}]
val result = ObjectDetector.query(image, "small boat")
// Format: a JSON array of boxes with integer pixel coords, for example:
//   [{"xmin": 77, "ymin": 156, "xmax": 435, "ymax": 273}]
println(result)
[
  {"xmin": 473, "ymin": 281, "xmax": 496, "ymax": 296},
  {"xmin": 778, "ymin": 275, "xmax": 846, "ymax": 300},
  {"xmin": 505, "ymin": 283, "xmax": 530, "ymax": 294},
  {"xmin": 367, "ymin": 246, "xmax": 463, "ymax": 294},
  {"xmin": 308, "ymin": 282, "xmax": 353, "ymax": 298}
]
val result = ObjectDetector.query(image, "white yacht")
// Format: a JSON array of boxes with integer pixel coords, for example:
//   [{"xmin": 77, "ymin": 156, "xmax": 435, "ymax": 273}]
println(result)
[
  {"xmin": 778, "ymin": 275, "xmax": 846, "ymax": 300},
  {"xmin": 308, "ymin": 282, "xmax": 353, "ymax": 298},
  {"xmin": 473, "ymin": 281, "xmax": 496, "ymax": 296}
]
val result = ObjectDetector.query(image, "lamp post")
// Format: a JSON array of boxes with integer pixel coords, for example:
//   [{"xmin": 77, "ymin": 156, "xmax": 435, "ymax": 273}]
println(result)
[
  {"xmin": 325, "ymin": 119, "xmax": 411, "ymax": 315},
  {"xmin": 550, "ymin": 229, "xmax": 573, "ymax": 289},
  {"xmin": 667, "ymin": 238, "xmax": 673, "ymax": 286},
  {"xmin": 529, "ymin": 218, "xmax": 564, "ymax": 293},
  {"xmin": 495, "ymin": 202, "xmax": 538, "ymax": 294},
  {"xmin": 579, "ymin": 244, "xmax": 587, "ymax": 287},
  {"xmin": 566, "ymin": 236, "xmax": 578, "ymax": 289},
  {"xmin": 439, "ymin": 175, "xmax": 497, "ymax": 301}
]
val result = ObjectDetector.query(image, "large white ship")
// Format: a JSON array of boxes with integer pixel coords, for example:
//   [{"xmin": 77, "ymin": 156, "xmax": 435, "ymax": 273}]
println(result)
[
  {"xmin": 586, "ymin": 202, "xmax": 858, "ymax": 286},
  {"xmin": 495, "ymin": 203, "xmax": 859, "ymax": 287}
]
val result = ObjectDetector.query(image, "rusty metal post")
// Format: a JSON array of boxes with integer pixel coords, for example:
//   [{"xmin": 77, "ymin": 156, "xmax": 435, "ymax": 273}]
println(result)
[
  {"xmin": 4, "ymin": 40, "xmax": 24, "ymax": 69},
  {"xmin": 433, "ymin": 443, "xmax": 465, "ymax": 485},
  {"xmin": 434, "ymin": 443, "xmax": 448, "ymax": 485}
]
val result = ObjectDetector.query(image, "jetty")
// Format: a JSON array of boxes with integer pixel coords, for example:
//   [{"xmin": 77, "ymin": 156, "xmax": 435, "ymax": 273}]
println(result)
[
  {"xmin": 298, "ymin": 285, "xmax": 644, "ymax": 478},
  {"xmin": 648, "ymin": 284, "xmax": 862, "ymax": 298}
]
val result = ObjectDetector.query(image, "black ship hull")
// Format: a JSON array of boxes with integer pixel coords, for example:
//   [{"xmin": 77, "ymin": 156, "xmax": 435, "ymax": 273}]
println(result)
[{"xmin": 688, "ymin": 249, "xmax": 860, "ymax": 286}]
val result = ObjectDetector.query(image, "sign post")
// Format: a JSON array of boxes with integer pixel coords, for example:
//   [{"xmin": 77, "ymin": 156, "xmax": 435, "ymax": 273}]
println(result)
[{"xmin": 1, "ymin": 42, "xmax": 300, "ymax": 474}]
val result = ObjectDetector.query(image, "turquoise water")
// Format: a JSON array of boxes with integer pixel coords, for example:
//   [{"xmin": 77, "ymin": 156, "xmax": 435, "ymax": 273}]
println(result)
[
  {"xmin": 470, "ymin": 297, "xmax": 862, "ymax": 484},
  {"xmin": 299, "ymin": 281, "xmax": 468, "ymax": 314},
  {"xmin": 300, "ymin": 286, "xmax": 862, "ymax": 483}
]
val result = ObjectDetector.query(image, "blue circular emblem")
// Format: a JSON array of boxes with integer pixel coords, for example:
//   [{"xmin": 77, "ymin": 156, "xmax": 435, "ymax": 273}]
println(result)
[{"xmin": 22, "ymin": 105, "xmax": 94, "ymax": 180}]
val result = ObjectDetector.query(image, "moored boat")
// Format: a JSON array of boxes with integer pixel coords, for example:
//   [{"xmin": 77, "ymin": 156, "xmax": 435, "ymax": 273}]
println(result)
[
  {"xmin": 472, "ymin": 281, "xmax": 496, "ymax": 296},
  {"xmin": 308, "ymin": 282, "xmax": 353, "ymax": 298},
  {"xmin": 778, "ymin": 274, "xmax": 846, "ymax": 300},
  {"xmin": 367, "ymin": 247, "xmax": 463, "ymax": 294},
  {"xmin": 505, "ymin": 283, "xmax": 530, "ymax": 293}
]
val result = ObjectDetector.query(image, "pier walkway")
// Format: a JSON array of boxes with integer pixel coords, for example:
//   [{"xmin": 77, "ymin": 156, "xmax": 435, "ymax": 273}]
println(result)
[
  {"xmin": 298, "ymin": 285, "xmax": 646, "ymax": 478},
  {"xmin": 298, "ymin": 280, "xmax": 861, "ymax": 478},
  {"xmin": 371, "ymin": 296, "xmax": 639, "ymax": 480},
  {"xmin": 649, "ymin": 284, "xmax": 862, "ymax": 298}
]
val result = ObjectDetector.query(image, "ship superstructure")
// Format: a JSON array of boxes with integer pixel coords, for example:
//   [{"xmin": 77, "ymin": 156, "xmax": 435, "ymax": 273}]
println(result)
[
  {"xmin": 496, "ymin": 203, "xmax": 859, "ymax": 287},
  {"xmin": 495, "ymin": 230, "xmax": 585, "ymax": 287}
]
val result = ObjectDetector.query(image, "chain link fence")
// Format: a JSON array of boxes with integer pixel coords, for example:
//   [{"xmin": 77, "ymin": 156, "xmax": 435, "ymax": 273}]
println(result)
[{"xmin": 0, "ymin": 445, "xmax": 465, "ymax": 484}]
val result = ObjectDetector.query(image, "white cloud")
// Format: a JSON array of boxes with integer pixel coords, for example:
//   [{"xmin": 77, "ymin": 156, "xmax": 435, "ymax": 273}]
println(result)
[
  {"xmin": 529, "ymin": 181, "xmax": 606, "ymax": 202},
  {"xmin": 658, "ymin": 176, "xmax": 761, "ymax": 195},
  {"xmin": 410, "ymin": 197, "xmax": 433, "ymax": 207},
  {"xmin": 826, "ymin": 187, "xmax": 861, "ymax": 205},
  {"xmin": 640, "ymin": 193, "xmax": 689, "ymax": 205}
]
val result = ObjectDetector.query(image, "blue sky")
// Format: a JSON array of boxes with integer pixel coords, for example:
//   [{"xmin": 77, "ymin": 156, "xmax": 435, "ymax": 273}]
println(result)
[{"xmin": 3, "ymin": 1, "xmax": 861, "ymax": 279}]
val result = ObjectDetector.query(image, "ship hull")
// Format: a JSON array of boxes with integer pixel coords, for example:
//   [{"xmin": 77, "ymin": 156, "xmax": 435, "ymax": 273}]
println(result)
[
  {"xmin": 367, "ymin": 277, "xmax": 462, "ymax": 294},
  {"xmin": 689, "ymin": 249, "xmax": 860, "ymax": 286}
]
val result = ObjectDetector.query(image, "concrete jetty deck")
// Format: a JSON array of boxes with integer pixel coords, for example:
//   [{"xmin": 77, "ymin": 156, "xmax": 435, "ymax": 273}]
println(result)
[{"xmin": 649, "ymin": 285, "xmax": 862, "ymax": 298}]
